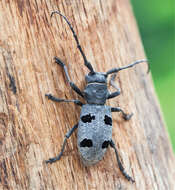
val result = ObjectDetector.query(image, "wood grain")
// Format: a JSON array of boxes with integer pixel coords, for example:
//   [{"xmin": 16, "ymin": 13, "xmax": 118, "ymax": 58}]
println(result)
[{"xmin": 0, "ymin": 0, "xmax": 174, "ymax": 189}]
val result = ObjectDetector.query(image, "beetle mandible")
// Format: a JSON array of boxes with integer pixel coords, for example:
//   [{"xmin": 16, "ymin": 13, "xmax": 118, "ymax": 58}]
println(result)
[{"xmin": 45, "ymin": 11, "xmax": 148, "ymax": 183}]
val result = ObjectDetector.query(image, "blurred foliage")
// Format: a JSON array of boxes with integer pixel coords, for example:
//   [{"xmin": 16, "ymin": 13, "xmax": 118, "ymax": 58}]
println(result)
[{"xmin": 131, "ymin": 0, "xmax": 175, "ymax": 150}]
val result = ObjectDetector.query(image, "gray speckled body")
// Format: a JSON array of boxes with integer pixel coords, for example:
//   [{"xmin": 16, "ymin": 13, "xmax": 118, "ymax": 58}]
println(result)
[{"xmin": 77, "ymin": 104, "xmax": 112, "ymax": 166}]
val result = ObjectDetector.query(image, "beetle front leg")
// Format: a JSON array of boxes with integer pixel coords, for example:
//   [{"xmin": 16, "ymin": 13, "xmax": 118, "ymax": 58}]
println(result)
[
  {"xmin": 54, "ymin": 56, "xmax": 84, "ymax": 98},
  {"xmin": 107, "ymin": 74, "xmax": 121, "ymax": 99},
  {"xmin": 46, "ymin": 124, "xmax": 78, "ymax": 164},
  {"xmin": 110, "ymin": 140, "xmax": 135, "ymax": 183},
  {"xmin": 111, "ymin": 107, "xmax": 133, "ymax": 120}
]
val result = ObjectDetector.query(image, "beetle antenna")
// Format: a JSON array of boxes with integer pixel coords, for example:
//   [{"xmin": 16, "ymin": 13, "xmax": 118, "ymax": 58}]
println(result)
[
  {"xmin": 106, "ymin": 59, "xmax": 149, "ymax": 76},
  {"xmin": 51, "ymin": 11, "xmax": 94, "ymax": 73}
]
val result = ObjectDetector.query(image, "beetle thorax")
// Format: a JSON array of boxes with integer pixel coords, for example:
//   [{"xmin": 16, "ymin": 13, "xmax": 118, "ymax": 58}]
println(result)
[
  {"xmin": 83, "ymin": 83, "xmax": 108, "ymax": 105},
  {"xmin": 84, "ymin": 72, "xmax": 108, "ymax": 105}
]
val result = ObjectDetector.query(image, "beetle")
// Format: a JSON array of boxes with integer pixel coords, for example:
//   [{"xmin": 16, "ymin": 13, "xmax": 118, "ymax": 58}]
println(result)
[{"xmin": 45, "ymin": 11, "xmax": 148, "ymax": 183}]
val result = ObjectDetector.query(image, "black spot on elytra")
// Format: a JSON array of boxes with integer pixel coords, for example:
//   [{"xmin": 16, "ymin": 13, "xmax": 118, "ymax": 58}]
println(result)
[
  {"xmin": 81, "ymin": 114, "xmax": 95, "ymax": 123},
  {"xmin": 80, "ymin": 138, "xmax": 93, "ymax": 147},
  {"xmin": 104, "ymin": 115, "xmax": 112, "ymax": 125},
  {"xmin": 102, "ymin": 140, "xmax": 110, "ymax": 148}
]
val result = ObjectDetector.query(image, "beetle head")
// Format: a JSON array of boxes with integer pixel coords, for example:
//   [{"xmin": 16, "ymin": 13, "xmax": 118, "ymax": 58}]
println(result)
[{"xmin": 85, "ymin": 72, "xmax": 107, "ymax": 84}]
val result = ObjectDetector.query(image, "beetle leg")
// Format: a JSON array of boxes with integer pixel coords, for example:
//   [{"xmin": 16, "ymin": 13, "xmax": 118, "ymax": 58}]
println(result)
[
  {"xmin": 46, "ymin": 124, "xmax": 78, "ymax": 164},
  {"xmin": 54, "ymin": 56, "xmax": 84, "ymax": 98},
  {"xmin": 111, "ymin": 107, "xmax": 133, "ymax": 120},
  {"xmin": 110, "ymin": 140, "xmax": 135, "ymax": 183},
  {"xmin": 45, "ymin": 94, "xmax": 83, "ymax": 106},
  {"xmin": 107, "ymin": 74, "xmax": 121, "ymax": 99}
]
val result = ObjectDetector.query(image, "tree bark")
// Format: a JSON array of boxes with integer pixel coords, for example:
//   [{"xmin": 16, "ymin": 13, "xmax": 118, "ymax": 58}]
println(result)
[{"xmin": 0, "ymin": 0, "xmax": 174, "ymax": 189}]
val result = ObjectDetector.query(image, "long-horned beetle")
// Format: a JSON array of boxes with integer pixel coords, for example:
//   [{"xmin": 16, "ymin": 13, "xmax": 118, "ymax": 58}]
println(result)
[{"xmin": 45, "ymin": 11, "xmax": 148, "ymax": 183}]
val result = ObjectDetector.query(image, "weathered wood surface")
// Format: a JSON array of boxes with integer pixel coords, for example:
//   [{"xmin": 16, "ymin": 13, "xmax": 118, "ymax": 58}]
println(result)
[{"xmin": 0, "ymin": 0, "xmax": 174, "ymax": 189}]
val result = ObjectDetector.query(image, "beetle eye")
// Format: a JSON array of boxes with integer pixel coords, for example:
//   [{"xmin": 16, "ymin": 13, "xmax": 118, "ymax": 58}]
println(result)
[
  {"xmin": 102, "ymin": 140, "xmax": 110, "ymax": 148},
  {"xmin": 80, "ymin": 138, "xmax": 93, "ymax": 147}
]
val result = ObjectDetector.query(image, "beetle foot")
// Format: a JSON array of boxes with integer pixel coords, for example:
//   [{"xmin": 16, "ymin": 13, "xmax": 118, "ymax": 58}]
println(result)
[
  {"xmin": 123, "ymin": 113, "xmax": 133, "ymax": 121},
  {"xmin": 54, "ymin": 56, "xmax": 65, "ymax": 67},
  {"xmin": 45, "ymin": 93, "xmax": 52, "ymax": 99},
  {"xmin": 45, "ymin": 157, "xmax": 59, "ymax": 164},
  {"xmin": 125, "ymin": 175, "xmax": 135, "ymax": 183}
]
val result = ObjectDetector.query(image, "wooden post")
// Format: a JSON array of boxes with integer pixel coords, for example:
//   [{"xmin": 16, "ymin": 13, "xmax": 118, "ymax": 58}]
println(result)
[{"xmin": 0, "ymin": 0, "xmax": 174, "ymax": 189}]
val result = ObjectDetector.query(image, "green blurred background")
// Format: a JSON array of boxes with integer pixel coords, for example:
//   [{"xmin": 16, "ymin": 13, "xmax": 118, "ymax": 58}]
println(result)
[{"xmin": 131, "ymin": 0, "xmax": 175, "ymax": 150}]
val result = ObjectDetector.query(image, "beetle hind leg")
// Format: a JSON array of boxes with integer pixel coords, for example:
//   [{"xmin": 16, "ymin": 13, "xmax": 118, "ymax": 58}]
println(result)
[
  {"xmin": 110, "ymin": 140, "xmax": 135, "ymax": 183},
  {"xmin": 46, "ymin": 124, "xmax": 78, "ymax": 164}
]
